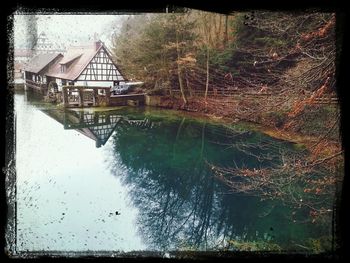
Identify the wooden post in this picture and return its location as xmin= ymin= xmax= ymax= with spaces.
xmin=78 ymin=88 xmax=83 ymax=107
xmin=94 ymin=112 xmax=99 ymax=124
xmin=62 ymin=86 xmax=68 ymax=107
xmin=79 ymin=110 xmax=84 ymax=124
xmin=106 ymin=114 xmax=111 ymax=124
xmin=23 ymin=71 xmax=27 ymax=91
xmin=93 ymin=88 xmax=98 ymax=106
xmin=106 ymin=88 xmax=111 ymax=106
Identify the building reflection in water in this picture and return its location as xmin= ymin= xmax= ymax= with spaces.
xmin=42 ymin=109 xmax=151 ymax=148
xmin=37 ymin=104 xmax=329 ymax=251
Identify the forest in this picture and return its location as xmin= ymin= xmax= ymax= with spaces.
xmin=111 ymin=10 xmax=342 ymax=232
xmin=112 ymin=10 xmax=337 ymax=131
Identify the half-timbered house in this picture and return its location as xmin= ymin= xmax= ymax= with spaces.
xmin=46 ymin=40 xmax=126 ymax=89
xmin=23 ymin=40 xmax=127 ymax=92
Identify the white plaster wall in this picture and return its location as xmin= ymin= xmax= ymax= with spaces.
xmin=74 ymin=80 xmax=114 ymax=87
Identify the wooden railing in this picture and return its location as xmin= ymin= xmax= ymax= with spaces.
xmin=62 ymin=86 xmax=111 ymax=107
xmin=168 ymin=88 xmax=283 ymax=97
xmin=166 ymin=89 xmax=338 ymax=105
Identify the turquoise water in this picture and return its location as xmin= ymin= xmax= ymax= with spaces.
xmin=14 ymin=91 xmax=333 ymax=254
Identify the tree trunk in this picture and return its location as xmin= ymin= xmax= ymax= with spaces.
xmin=213 ymin=15 xmax=218 ymax=47
xmin=177 ymin=66 xmax=187 ymax=105
xmin=218 ymin=15 xmax=223 ymax=48
xmin=168 ymin=77 xmax=173 ymax=97
xmin=176 ymin=28 xmax=188 ymax=105
xmin=185 ymin=71 xmax=193 ymax=98
xmin=204 ymin=47 xmax=210 ymax=101
xmin=224 ymin=15 xmax=228 ymax=48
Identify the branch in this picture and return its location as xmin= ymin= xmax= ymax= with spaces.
xmin=308 ymin=151 xmax=343 ymax=168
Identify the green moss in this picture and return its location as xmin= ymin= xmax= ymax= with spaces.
xmin=293 ymin=143 xmax=307 ymax=151
xmin=99 ymin=101 xmax=108 ymax=107
xmin=305 ymin=236 xmax=332 ymax=253
xmin=227 ymin=240 xmax=282 ymax=252
xmin=56 ymin=103 xmax=65 ymax=109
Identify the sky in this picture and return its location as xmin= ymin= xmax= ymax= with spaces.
xmin=13 ymin=13 xmax=128 ymax=50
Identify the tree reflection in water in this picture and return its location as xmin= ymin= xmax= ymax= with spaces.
xmin=18 ymin=91 xmax=331 ymax=252
xmin=106 ymin=112 xmax=321 ymax=251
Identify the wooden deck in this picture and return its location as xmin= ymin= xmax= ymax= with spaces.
xmin=62 ymin=86 xmax=146 ymax=108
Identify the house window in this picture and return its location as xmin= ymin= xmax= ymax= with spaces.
xmin=60 ymin=65 xmax=66 ymax=73
xmin=62 ymin=79 xmax=67 ymax=86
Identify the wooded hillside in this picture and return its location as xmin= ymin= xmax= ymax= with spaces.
xmin=111 ymin=11 xmax=338 ymax=141
xmin=112 ymin=11 xmax=335 ymax=96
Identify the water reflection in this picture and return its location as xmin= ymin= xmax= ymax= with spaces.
xmin=15 ymin=91 xmax=331 ymax=253
xmin=42 ymin=109 xmax=155 ymax=148
xmin=105 ymin=111 xmax=329 ymax=251
xmin=15 ymin=92 xmax=145 ymax=252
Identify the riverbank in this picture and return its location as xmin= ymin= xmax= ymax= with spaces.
xmin=144 ymin=94 xmax=342 ymax=160
xmin=16 ymin=89 xmax=342 ymax=159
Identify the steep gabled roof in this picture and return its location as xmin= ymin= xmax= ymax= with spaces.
xmin=46 ymin=44 xmax=102 ymax=81
xmin=24 ymin=53 xmax=62 ymax=74
xmin=25 ymin=41 xmax=126 ymax=81
xmin=59 ymin=52 xmax=83 ymax=65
